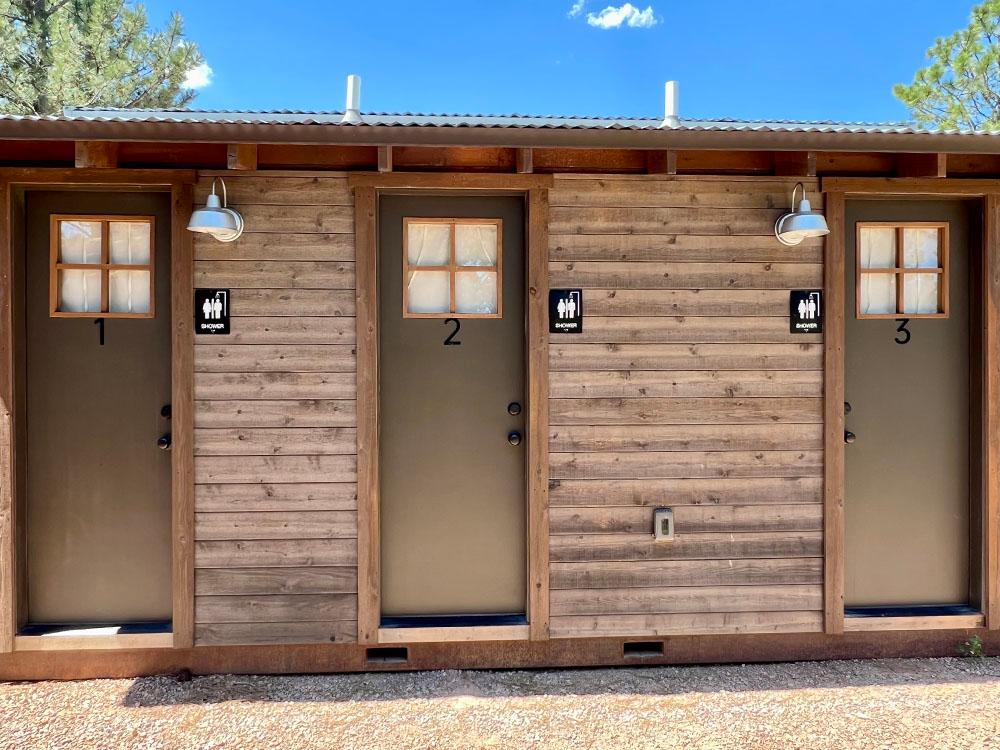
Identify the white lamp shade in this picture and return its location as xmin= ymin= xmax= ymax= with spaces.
xmin=187 ymin=184 xmax=245 ymax=242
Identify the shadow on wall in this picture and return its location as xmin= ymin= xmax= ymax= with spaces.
xmin=123 ymin=657 xmax=1000 ymax=707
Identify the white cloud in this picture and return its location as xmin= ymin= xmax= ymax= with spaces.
xmin=183 ymin=62 xmax=213 ymax=90
xmin=586 ymin=3 xmax=657 ymax=29
xmin=568 ymin=0 xmax=586 ymax=17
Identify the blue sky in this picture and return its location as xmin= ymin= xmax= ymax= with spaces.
xmin=148 ymin=0 xmax=975 ymax=123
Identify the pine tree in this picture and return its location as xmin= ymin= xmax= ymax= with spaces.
xmin=0 ymin=0 xmax=204 ymax=115
xmin=895 ymin=0 xmax=1000 ymax=131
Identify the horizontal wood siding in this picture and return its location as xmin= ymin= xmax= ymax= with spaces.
xmin=193 ymin=174 xmax=357 ymax=646
xmin=548 ymin=176 xmax=824 ymax=639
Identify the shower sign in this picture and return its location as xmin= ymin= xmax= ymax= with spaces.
xmin=790 ymin=290 xmax=823 ymax=334
xmin=195 ymin=289 xmax=230 ymax=335
xmin=549 ymin=289 xmax=583 ymax=334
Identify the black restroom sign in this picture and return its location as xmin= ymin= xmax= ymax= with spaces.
xmin=790 ymin=289 xmax=823 ymax=334
xmin=550 ymin=289 xmax=583 ymax=333
xmin=195 ymin=289 xmax=230 ymax=335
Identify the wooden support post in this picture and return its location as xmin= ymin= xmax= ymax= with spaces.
xmin=516 ymin=148 xmax=534 ymax=174
xmin=74 ymin=142 xmax=118 ymax=169
xmin=226 ymin=144 xmax=258 ymax=171
xmin=377 ymin=146 xmax=393 ymax=173
xmin=824 ymin=191 xmax=846 ymax=635
xmin=773 ymin=151 xmax=817 ymax=177
xmin=646 ymin=150 xmax=677 ymax=175
xmin=355 ymin=185 xmax=380 ymax=644
xmin=985 ymin=194 xmax=1000 ymax=629
xmin=0 ymin=179 xmax=12 ymax=653
xmin=896 ymin=153 xmax=948 ymax=178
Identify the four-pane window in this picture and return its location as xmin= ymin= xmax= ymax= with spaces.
xmin=403 ymin=218 xmax=502 ymax=318
xmin=856 ymin=222 xmax=948 ymax=318
xmin=51 ymin=215 xmax=155 ymax=318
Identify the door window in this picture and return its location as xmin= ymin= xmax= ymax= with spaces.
xmin=403 ymin=218 xmax=502 ymax=317
xmin=51 ymin=215 xmax=155 ymax=317
xmin=856 ymin=222 xmax=948 ymax=318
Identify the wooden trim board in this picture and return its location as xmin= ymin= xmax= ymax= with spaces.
xmin=348 ymin=172 xmax=554 ymax=191
xmin=354 ymin=185 xmax=380 ymax=644
xmin=14 ymin=632 xmax=174 ymax=652
xmin=170 ymin=183 xmax=195 ymax=648
xmin=0 ymin=628 xmax=996 ymax=681
xmin=823 ymin=191 xmax=846 ymax=635
xmin=843 ymin=614 xmax=985 ymax=632
xmin=526 ymin=188 xmax=550 ymax=641
xmin=377 ymin=625 xmax=530 ymax=644
xmin=985 ymin=194 xmax=1000 ymax=629
xmin=0 ymin=178 xmax=12 ymax=653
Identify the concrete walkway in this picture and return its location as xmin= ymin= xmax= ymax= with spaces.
xmin=2 ymin=657 xmax=1000 ymax=749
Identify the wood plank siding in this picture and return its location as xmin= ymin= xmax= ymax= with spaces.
xmin=193 ymin=174 xmax=358 ymax=646
xmin=547 ymin=175 xmax=825 ymax=639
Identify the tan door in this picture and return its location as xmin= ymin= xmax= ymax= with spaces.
xmin=24 ymin=191 xmax=172 ymax=625
xmin=379 ymin=195 xmax=526 ymax=619
xmin=844 ymin=199 xmax=974 ymax=608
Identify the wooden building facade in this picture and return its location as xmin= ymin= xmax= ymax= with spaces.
xmin=2 ymin=101 xmax=1000 ymax=679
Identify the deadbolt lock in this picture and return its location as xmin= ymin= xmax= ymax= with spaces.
xmin=507 ymin=402 xmax=522 ymax=416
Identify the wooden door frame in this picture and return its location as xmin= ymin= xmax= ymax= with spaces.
xmin=0 ymin=168 xmax=196 ymax=652
xmin=821 ymin=177 xmax=1000 ymax=634
xmin=349 ymin=172 xmax=553 ymax=644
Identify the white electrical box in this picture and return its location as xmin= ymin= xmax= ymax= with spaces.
xmin=653 ymin=507 xmax=674 ymax=541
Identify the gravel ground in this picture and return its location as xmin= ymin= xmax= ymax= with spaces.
xmin=2 ymin=657 xmax=1000 ymax=749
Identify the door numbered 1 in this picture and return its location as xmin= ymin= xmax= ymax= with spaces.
xmin=895 ymin=318 xmax=911 ymax=345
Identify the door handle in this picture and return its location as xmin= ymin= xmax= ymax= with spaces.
xmin=158 ymin=432 xmax=172 ymax=450
xmin=844 ymin=431 xmax=856 ymax=444
xmin=507 ymin=431 xmax=522 ymax=447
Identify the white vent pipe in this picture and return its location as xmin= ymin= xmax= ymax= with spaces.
xmin=342 ymin=75 xmax=362 ymax=124
xmin=661 ymin=81 xmax=679 ymax=129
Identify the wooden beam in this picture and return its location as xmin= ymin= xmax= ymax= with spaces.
xmin=0 ymin=168 xmax=195 ymax=185
xmin=527 ymin=188 xmax=550 ymax=641
xmin=646 ymin=150 xmax=678 ymax=175
xmin=823 ymin=191 xmax=846 ymax=635
xmin=377 ymin=146 xmax=393 ymax=173
xmin=170 ymin=183 xmax=195 ymax=649
xmin=354 ymin=185 xmax=380 ymax=644
xmin=821 ymin=177 xmax=995 ymax=196
xmin=226 ymin=144 xmax=258 ymax=171
xmin=74 ymin=141 xmax=118 ymax=169
xmin=773 ymin=151 xmax=817 ymax=177
xmin=0 ymin=178 xmax=12 ymax=653
xmin=896 ymin=153 xmax=948 ymax=178
xmin=348 ymin=172 xmax=553 ymax=190
xmin=985 ymin=193 xmax=1000 ymax=629
xmin=516 ymin=148 xmax=534 ymax=174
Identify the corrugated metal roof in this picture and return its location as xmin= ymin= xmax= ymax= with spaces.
xmin=0 ymin=107 xmax=976 ymax=136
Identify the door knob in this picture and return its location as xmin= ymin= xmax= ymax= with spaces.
xmin=158 ymin=432 xmax=172 ymax=450
xmin=507 ymin=402 xmax=522 ymax=416
xmin=507 ymin=431 xmax=522 ymax=446
xmin=844 ymin=431 xmax=856 ymax=444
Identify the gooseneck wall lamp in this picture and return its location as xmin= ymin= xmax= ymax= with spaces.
xmin=187 ymin=178 xmax=244 ymax=242
xmin=774 ymin=182 xmax=830 ymax=246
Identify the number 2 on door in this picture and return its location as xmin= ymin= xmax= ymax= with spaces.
xmin=443 ymin=318 xmax=462 ymax=346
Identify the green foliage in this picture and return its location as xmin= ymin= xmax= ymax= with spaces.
xmin=958 ymin=635 xmax=985 ymax=658
xmin=894 ymin=0 xmax=1000 ymax=131
xmin=0 ymin=0 xmax=203 ymax=115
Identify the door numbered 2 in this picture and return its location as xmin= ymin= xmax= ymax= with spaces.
xmin=443 ymin=318 xmax=462 ymax=346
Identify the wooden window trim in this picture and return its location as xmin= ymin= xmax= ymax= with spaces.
xmin=49 ymin=214 xmax=156 ymax=319
xmin=401 ymin=217 xmax=503 ymax=319
xmin=855 ymin=221 xmax=950 ymax=319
